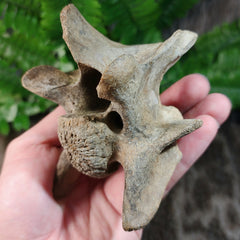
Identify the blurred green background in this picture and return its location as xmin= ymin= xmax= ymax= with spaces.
xmin=0 ymin=0 xmax=240 ymax=135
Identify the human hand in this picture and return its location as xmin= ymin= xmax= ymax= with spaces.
xmin=0 ymin=74 xmax=231 ymax=240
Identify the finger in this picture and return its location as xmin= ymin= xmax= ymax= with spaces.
xmin=25 ymin=106 xmax=66 ymax=146
xmin=2 ymin=106 xmax=65 ymax=191
xmin=165 ymin=114 xmax=219 ymax=194
xmin=160 ymin=74 xmax=210 ymax=113
xmin=103 ymin=167 xmax=125 ymax=215
xmin=184 ymin=93 xmax=232 ymax=124
xmin=165 ymin=92 xmax=231 ymax=194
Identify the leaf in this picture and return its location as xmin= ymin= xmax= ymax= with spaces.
xmin=4 ymin=104 xmax=18 ymax=122
xmin=0 ymin=119 xmax=10 ymax=135
xmin=163 ymin=20 xmax=240 ymax=109
xmin=158 ymin=0 xmax=199 ymax=29
xmin=100 ymin=0 xmax=162 ymax=44
xmin=41 ymin=0 xmax=106 ymax=42
xmin=13 ymin=114 xmax=30 ymax=131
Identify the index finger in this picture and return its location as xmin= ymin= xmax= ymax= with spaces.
xmin=24 ymin=106 xmax=65 ymax=146
xmin=160 ymin=74 xmax=210 ymax=114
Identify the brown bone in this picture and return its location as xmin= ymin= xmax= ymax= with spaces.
xmin=21 ymin=4 xmax=202 ymax=231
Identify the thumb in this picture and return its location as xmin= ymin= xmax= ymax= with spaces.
xmin=1 ymin=107 xmax=65 ymax=191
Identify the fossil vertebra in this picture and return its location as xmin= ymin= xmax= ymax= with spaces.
xmin=21 ymin=4 xmax=202 ymax=231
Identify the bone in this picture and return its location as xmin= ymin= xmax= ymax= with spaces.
xmin=21 ymin=4 xmax=202 ymax=231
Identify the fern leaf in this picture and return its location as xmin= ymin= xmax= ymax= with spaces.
xmin=159 ymin=0 xmax=199 ymax=29
xmin=71 ymin=0 xmax=106 ymax=34
xmin=162 ymin=20 xmax=240 ymax=109
xmin=0 ymin=59 xmax=55 ymax=133
xmin=100 ymin=0 xmax=162 ymax=44
xmin=40 ymin=0 xmax=106 ymax=43
xmin=2 ymin=0 xmax=41 ymax=16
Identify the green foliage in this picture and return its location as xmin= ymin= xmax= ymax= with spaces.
xmin=40 ymin=0 xmax=106 ymax=43
xmin=0 ymin=0 xmax=69 ymax=135
xmin=159 ymin=0 xmax=199 ymax=29
xmin=162 ymin=20 xmax=240 ymax=108
xmin=0 ymin=59 xmax=56 ymax=135
xmin=0 ymin=0 xmax=240 ymax=135
xmin=100 ymin=0 xmax=199 ymax=44
xmin=100 ymin=0 xmax=162 ymax=44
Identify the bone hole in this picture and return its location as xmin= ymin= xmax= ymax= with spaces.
xmin=105 ymin=111 xmax=123 ymax=133
xmin=80 ymin=67 xmax=110 ymax=111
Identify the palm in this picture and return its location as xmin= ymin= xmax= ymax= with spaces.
xmin=0 ymin=74 xmax=231 ymax=240
xmin=0 ymin=139 xmax=140 ymax=239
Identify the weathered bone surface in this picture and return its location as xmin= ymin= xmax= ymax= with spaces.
xmin=21 ymin=4 xmax=202 ymax=231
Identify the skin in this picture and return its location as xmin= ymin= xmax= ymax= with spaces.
xmin=0 ymin=74 xmax=231 ymax=240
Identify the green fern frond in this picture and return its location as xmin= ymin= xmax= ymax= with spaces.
xmin=121 ymin=0 xmax=161 ymax=31
xmin=1 ymin=0 xmax=41 ymax=18
xmin=0 ymin=1 xmax=58 ymax=71
xmin=0 ymin=33 xmax=56 ymax=70
xmin=41 ymin=0 xmax=106 ymax=43
xmin=71 ymin=0 xmax=106 ymax=34
xmin=162 ymin=20 xmax=240 ymax=108
xmin=159 ymin=0 xmax=199 ymax=29
xmin=0 ymin=59 xmax=25 ymax=98
xmin=100 ymin=0 xmax=162 ymax=44
xmin=0 ymin=1 xmax=41 ymax=34
xmin=40 ymin=0 xmax=69 ymax=43
xmin=0 ymin=59 xmax=56 ymax=134
xmin=0 ymin=59 xmax=30 ymax=134
xmin=194 ymin=21 xmax=240 ymax=59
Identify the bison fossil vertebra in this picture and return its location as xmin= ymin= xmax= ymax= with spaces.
xmin=22 ymin=4 xmax=202 ymax=231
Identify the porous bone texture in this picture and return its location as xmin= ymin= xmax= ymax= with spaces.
xmin=21 ymin=4 xmax=202 ymax=231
